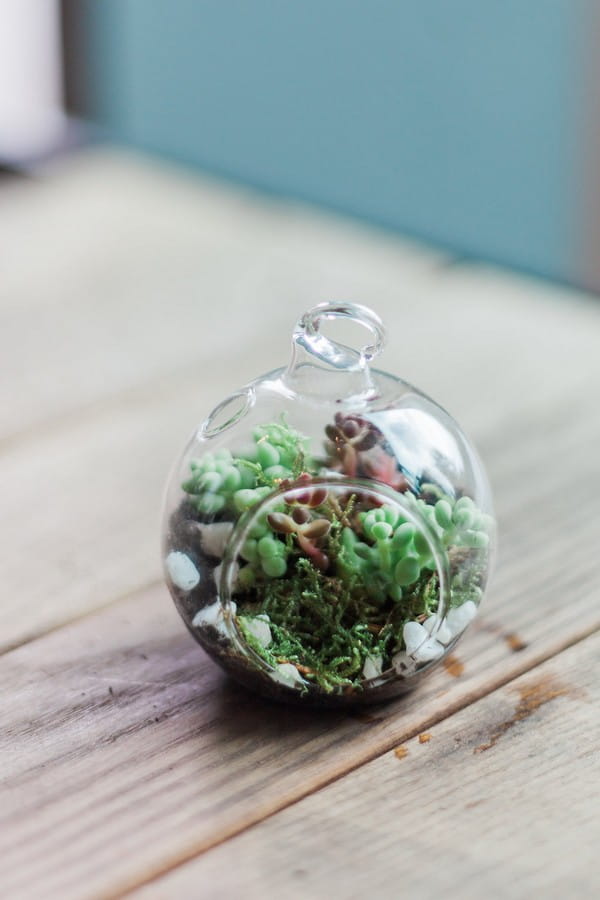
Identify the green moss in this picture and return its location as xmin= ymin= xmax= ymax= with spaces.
xmin=232 ymin=485 xmax=489 ymax=691
xmin=236 ymin=555 xmax=440 ymax=692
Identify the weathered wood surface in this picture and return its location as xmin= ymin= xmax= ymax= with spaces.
xmin=1 ymin=150 xmax=599 ymax=899
xmin=1 ymin=586 xmax=597 ymax=898
xmin=1 ymin=392 xmax=598 ymax=897
xmin=138 ymin=635 xmax=599 ymax=900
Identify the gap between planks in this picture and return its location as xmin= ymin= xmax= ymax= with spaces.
xmin=118 ymin=623 xmax=600 ymax=900
xmin=134 ymin=633 xmax=599 ymax=900
xmin=2 ymin=351 xmax=599 ymax=896
xmin=1 ymin=570 xmax=598 ymax=899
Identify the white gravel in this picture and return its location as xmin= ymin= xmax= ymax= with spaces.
xmin=165 ymin=551 xmax=200 ymax=591
xmin=239 ymin=614 xmax=272 ymax=648
xmin=362 ymin=655 xmax=383 ymax=679
xmin=423 ymin=614 xmax=453 ymax=645
xmin=192 ymin=599 xmax=236 ymax=638
xmin=402 ymin=620 xmax=444 ymax=663
xmin=391 ymin=651 xmax=418 ymax=676
xmin=394 ymin=600 xmax=479 ymax=672
xmin=446 ymin=600 xmax=477 ymax=639
xmin=269 ymin=662 xmax=305 ymax=688
xmin=196 ymin=522 xmax=234 ymax=559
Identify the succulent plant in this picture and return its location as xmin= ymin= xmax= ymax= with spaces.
xmin=324 ymin=413 xmax=378 ymax=476
xmin=324 ymin=412 xmax=408 ymax=490
xmin=268 ymin=507 xmax=331 ymax=573
xmin=182 ymin=420 xmax=309 ymax=515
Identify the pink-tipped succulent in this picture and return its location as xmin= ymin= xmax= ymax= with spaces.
xmin=267 ymin=507 xmax=331 ymax=573
xmin=324 ymin=413 xmax=407 ymax=490
xmin=360 ymin=445 xmax=409 ymax=492
xmin=325 ymin=413 xmax=378 ymax=477
xmin=282 ymin=472 xmax=328 ymax=508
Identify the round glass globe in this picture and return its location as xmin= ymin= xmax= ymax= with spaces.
xmin=162 ymin=302 xmax=495 ymax=706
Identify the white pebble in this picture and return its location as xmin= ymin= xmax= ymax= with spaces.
xmin=403 ymin=620 xmax=444 ymax=663
xmin=192 ymin=600 xmax=236 ymax=638
xmin=362 ymin=655 xmax=383 ymax=680
xmin=165 ymin=551 xmax=200 ymax=591
xmin=413 ymin=637 xmax=445 ymax=663
xmin=196 ymin=522 xmax=234 ymax=559
xmin=423 ymin=614 xmax=453 ymax=646
xmin=403 ymin=621 xmax=429 ymax=655
xmin=392 ymin=652 xmax=418 ymax=676
xmin=239 ymin=614 xmax=272 ymax=648
xmin=446 ymin=600 xmax=478 ymax=639
xmin=269 ymin=663 xmax=305 ymax=688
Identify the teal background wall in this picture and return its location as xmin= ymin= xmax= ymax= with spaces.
xmin=83 ymin=1 xmax=588 ymax=284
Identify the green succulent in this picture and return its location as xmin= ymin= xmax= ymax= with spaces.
xmin=182 ymin=418 xmax=310 ymax=516
xmin=342 ymin=492 xmax=493 ymax=605
xmin=182 ymin=448 xmax=254 ymax=515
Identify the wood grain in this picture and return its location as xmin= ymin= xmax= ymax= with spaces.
xmin=137 ymin=634 xmax=599 ymax=900
xmin=1 ymin=436 xmax=598 ymax=900
xmin=0 ymin=348 xmax=273 ymax=650
xmin=2 ymin=150 xmax=600 ymax=900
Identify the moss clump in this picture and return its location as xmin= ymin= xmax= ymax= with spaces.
xmin=237 ymin=557 xmax=441 ymax=692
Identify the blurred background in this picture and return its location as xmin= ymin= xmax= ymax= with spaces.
xmin=1 ymin=0 xmax=599 ymax=292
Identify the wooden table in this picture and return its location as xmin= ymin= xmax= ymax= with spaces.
xmin=1 ymin=150 xmax=599 ymax=899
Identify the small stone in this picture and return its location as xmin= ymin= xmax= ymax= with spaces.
xmin=413 ymin=637 xmax=444 ymax=663
xmin=362 ymin=655 xmax=383 ymax=680
xmin=192 ymin=600 xmax=236 ymax=638
xmin=423 ymin=614 xmax=453 ymax=646
xmin=269 ymin=663 xmax=305 ymax=688
xmin=165 ymin=551 xmax=200 ymax=591
xmin=446 ymin=600 xmax=478 ymax=639
xmin=403 ymin=621 xmax=428 ymax=655
xmin=240 ymin=614 xmax=272 ymax=648
xmin=196 ymin=522 xmax=233 ymax=559
xmin=391 ymin=651 xmax=417 ymax=676
xmin=403 ymin=621 xmax=444 ymax=663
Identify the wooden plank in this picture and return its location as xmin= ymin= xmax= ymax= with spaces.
xmin=1 ymin=434 xmax=598 ymax=900
xmin=1 ymin=150 xmax=600 ymax=900
xmin=0 ymin=342 xmax=278 ymax=651
xmin=138 ymin=634 xmax=599 ymax=900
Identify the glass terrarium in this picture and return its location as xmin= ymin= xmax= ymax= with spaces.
xmin=162 ymin=302 xmax=495 ymax=706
